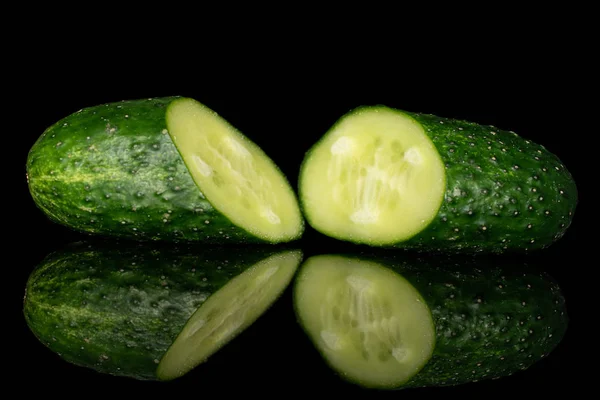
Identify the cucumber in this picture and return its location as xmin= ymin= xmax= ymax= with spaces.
xmin=293 ymin=253 xmax=567 ymax=389
xmin=26 ymin=97 xmax=303 ymax=243
xmin=299 ymin=106 xmax=577 ymax=252
xmin=23 ymin=241 xmax=302 ymax=380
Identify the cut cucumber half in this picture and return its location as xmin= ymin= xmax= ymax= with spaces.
xmin=293 ymin=255 xmax=435 ymax=389
xmin=167 ymin=98 xmax=303 ymax=243
xmin=157 ymin=249 xmax=302 ymax=380
xmin=299 ymin=106 xmax=446 ymax=246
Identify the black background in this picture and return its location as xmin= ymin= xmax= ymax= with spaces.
xmin=13 ymin=35 xmax=588 ymax=397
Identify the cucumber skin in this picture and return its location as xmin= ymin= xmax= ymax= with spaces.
xmin=23 ymin=241 xmax=278 ymax=380
xmin=303 ymin=253 xmax=568 ymax=389
xmin=404 ymin=111 xmax=577 ymax=252
xmin=301 ymin=107 xmax=578 ymax=253
xmin=26 ymin=97 xmax=260 ymax=243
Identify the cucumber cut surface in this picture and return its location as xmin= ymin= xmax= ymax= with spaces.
xmin=293 ymin=255 xmax=435 ymax=389
xmin=299 ymin=107 xmax=445 ymax=245
xmin=157 ymin=249 xmax=302 ymax=380
xmin=167 ymin=98 xmax=303 ymax=242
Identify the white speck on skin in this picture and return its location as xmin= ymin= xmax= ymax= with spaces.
xmin=404 ymin=147 xmax=422 ymax=164
xmin=162 ymin=129 xmax=168 ymax=135
xmin=351 ymin=209 xmax=378 ymax=224
xmin=321 ymin=331 xmax=342 ymax=350
xmin=261 ymin=207 xmax=281 ymax=224
xmin=392 ymin=348 xmax=408 ymax=362
xmin=346 ymin=275 xmax=371 ymax=291
xmin=193 ymin=155 xmax=213 ymax=177
xmin=331 ymin=136 xmax=353 ymax=155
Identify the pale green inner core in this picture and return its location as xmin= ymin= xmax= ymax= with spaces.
xmin=157 ymin=250 xmax=302 ymax=380
xmin=301 ymin=107 xmax=445 ymax=244
xmin=167 ymin=98 xmax=302 ymax=241
xmin=294 ymin=255 xmax=435 ymax=388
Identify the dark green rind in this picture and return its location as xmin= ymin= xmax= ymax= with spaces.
xmin=403 ymin=111 xmax=577 ymax=252
xmin=300 ymin=107 xmax=577 ymax=253
xmin=294 ymin=253 xmax=568 ymax=389
xmin=23 ymin=241 xmax=287 ymax=380
xmin=26 ymin=97 xmax=283 ymax=243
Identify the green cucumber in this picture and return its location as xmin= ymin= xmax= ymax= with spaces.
xmin=23 ymin=241 xmax=302 ymax=380
xmin=299 ymin=106 xmax=577 ymax=252
xmin=293 ymin=253 xmax=567 ymax=389
xmin=26 ymin=97 xmax=303 ymax=243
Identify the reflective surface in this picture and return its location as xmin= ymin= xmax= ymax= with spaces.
xmin=20 ymin=236 xmax=578 ymax=396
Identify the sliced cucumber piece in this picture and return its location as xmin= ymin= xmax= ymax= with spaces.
xmin=167 ymin=98 xmax=303 ymax=243
xmin=299 ymin=106 xmax=445 ymax=245
xmin=157 ymin=249 xmax=302 ymax=380
xmin=293 ymin=255 xmax=435 ymax=389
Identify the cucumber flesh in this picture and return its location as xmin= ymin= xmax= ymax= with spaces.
xmin=157 ymin=250 xmax=302 ymax=380
xmin=293 ymin=255 xmax=435 ymax=389
xmin=299 ymin=107 xmax=445 ymax=245
xmin=167 ymin=98 xmax=303 ymax=242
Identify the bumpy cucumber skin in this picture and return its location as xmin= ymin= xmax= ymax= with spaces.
xmin=305 ymin=253 xmax=568 ymax=389
xmin=300 ymin=107 xmax=577 ymax=253
xmin=23 ymin=241 xmax=278 ymax=380
xmin=26 ymin=97 xmax=289 ymax=243
xmin=403 ymin=111 xmax=577 ymax=252
xmin=399 ymin=256 xmax=566 ymax=388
